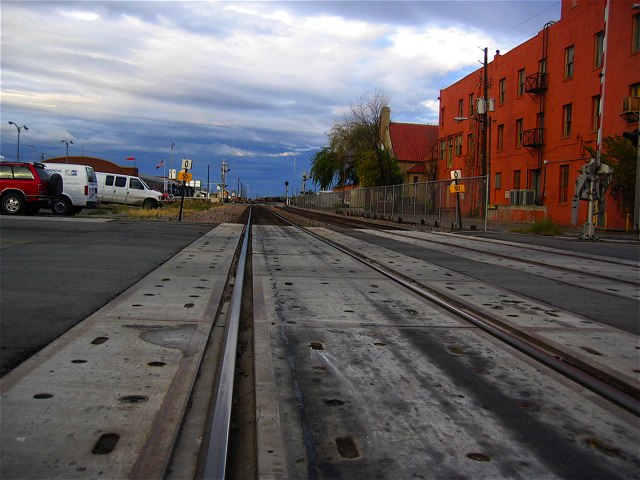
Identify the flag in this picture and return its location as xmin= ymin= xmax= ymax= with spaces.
xmin=126 ymin=157 xmax=135 ymax=161
xmin=155 ymin=160 xmax=164 ymax=169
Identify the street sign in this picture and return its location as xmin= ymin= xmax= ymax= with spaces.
xmin=177 ymin=171 xmax=193 ymax=182
xmin=450 ymin=170 xmax=462 ymax=180
xmin=449 ymin=183 xmax=466 ymax=194
xmin=169 ymin=169 xmax=177 ymax=180
xmin=181 ymin=159 xmax=193 ymax=170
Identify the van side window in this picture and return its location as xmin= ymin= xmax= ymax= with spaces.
xmin=130 ymin=178 xmax=144 ymax=190
xmin=115 ymin=176 xmax=127 ymax=188
xmin=105 ymin=175 xmax=114 ymax=186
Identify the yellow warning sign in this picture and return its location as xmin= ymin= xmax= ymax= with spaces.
xmin=177 ymin=171 xmax=193 ymax=182
xmin=449 ymin=183 xmax=465 ymax=194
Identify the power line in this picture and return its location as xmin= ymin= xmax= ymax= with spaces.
xmin=494 ymin=1 xmax=560 ymax=45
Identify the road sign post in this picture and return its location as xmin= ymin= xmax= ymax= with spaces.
xmin=450 ymin=170 xmax=463 ymax=229
xmin=178 ymin=159 xmax=194 ymax=222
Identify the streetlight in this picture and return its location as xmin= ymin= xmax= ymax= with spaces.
xmin=61 ymin=139 xmax=73 ymax=163
xmin=8 ymin=121 xmax=28 ymax=162
xmin=170 ymin=142 xmax=175 ymax=178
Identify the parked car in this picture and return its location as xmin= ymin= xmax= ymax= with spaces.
xmin=95 ymin=172 xmax=163 ymax=208
xmin=44 ymin=163 xmax=99 ymax=215
xmin=0 ymin=162 xmax=63 ymax=215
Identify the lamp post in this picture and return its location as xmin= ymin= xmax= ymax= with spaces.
xmin=61 ymin=139 xmax=73 ymax=163
xmin=8 ymin=122 xmax=28 ymax=162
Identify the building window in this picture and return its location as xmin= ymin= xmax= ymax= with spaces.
xmin=633 ymin=14 xmax=640 ymax=54
xmin=563 ymin=104 xmax=573 ymax=137
xmin=565 ymin=45 xmax=575 ymax=79
xmin=632 ymin=83 xmax=640 ymax=97
xmin=454 ymin=134 xmax=463 ymax=156
xmin=594 ymin=31 xmax=604 ymax=68
xmin=497 ymin=124 xmax=504 ymax=151
xmin=495 ymin=172 xmax=502 ymax=190
xmin=468 ymin=93 xmax=474 ymax=116
xmin=413 ymin=176 xmax=419 ymax=183
xmin=447 ymin=137 xmax=454 ymax=168
xmin=517 ymin=69 xmax=525 ymax=96
xmin=513 ymin=170 xmax=521 ymax=190
xmin=439 ymin=140 xmax=446 ymax=160
xmin=440 ymin=108 xmax=445 ymax=127
xmin=499 ymin=78 xmax=506 ymax=104
xmin=515 ymin=119 xmax=524 ymax=147
xmin=458 ymin=99 xmax=464 ymax=117
xmin=592 ymin=96 xmax=601 ymax=132
xmin=538 ymin=58 xmax=547 ymax=74
xmin=559 ymin=165 xmax=569 ymax=203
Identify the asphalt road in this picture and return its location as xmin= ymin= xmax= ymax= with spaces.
xmin=0 ymin=216 xmax=213 ymax=376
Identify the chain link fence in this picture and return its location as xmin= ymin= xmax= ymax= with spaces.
xmin=294 ymin=176 xmax=489 ymax=231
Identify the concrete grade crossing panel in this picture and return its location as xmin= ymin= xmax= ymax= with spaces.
xmin=0 ymin=223 xmax=244 ymax=479
xmin=313 ymin=228 xmax=640 ymax=384
xmin=252 ymin=225 xmax=639 ymax=479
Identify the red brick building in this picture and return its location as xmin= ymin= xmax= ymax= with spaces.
xmin=438 ymin=0 xmax=639 ymax=228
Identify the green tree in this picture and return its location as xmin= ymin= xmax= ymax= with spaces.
xmin=309 ymin=147 xmax=340 ymax=190
xmin=601 ymin=135 xmax=637 ymax=215
xmin=310 ymin=88 xmax=403 ymax=189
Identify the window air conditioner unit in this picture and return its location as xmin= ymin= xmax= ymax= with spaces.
xmin=509 ymin=190 xmax=519 ymax=205
xmin=523 ymin=189 xmax=536 ymax=205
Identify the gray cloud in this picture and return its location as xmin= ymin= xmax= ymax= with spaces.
xmin=1 ymin=0 xmax=560 ymax=196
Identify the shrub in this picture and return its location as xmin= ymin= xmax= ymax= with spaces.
xmin=512 ymin=218 xmax=563 ymax=236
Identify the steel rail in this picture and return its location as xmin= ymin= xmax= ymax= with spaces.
xmin=197 ymin=206 xmax=252 ymax=480
xmin=265 ymin=206 xmax=640 ymax=416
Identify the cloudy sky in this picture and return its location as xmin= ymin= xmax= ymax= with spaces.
xmin=1 ymin=0 xmax=560 ymax=197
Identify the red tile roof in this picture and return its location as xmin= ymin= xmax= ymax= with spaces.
xmin=406 ymin=163 xmax=427 ymax=174
xmin=388 ymin=123 xmax=438 ymax=162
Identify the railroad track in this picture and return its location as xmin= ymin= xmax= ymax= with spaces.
xmin=253 ymin=205 xmax=639 ymax=414
xmin=249 ymin=204 xmax=638 ymax=478
xmin=2 ymin=205 xmax=637 ymax=478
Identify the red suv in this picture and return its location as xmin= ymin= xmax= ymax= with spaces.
xmin=0 ymin=162 xmax=63 ymax=215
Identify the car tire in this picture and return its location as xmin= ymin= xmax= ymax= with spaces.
xmin=1 ymin=192 xmax=26 ymax=215
xmin=142 ymin=198 xmax=157 ymax=209
xmin=51 ymin=197 xmax=73 ymax=215
xmin=47 ymin=173 xmax=63 ymax=196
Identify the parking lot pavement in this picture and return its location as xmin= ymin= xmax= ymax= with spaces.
xmin=0 ymin=217 xmax=213 ymax=375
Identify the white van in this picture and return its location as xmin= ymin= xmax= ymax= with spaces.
xmin=96 ymin=172 xmax=163 ymax=208
xmin=44 ymin=163 xmax=99 ymax=215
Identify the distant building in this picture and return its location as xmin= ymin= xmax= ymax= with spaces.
xmin=438 ymin=0 xmax=639 ymax=228
xmin=44 ymin=156 xmax=138 ymax=177
xmin=379 ymin=106 xmax=439 ymax=184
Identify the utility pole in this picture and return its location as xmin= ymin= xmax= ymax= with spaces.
xmin=221 ymin=160 xmax=229 ymax=202
xmin=482 ymin=47 xmax=489 ymax=178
